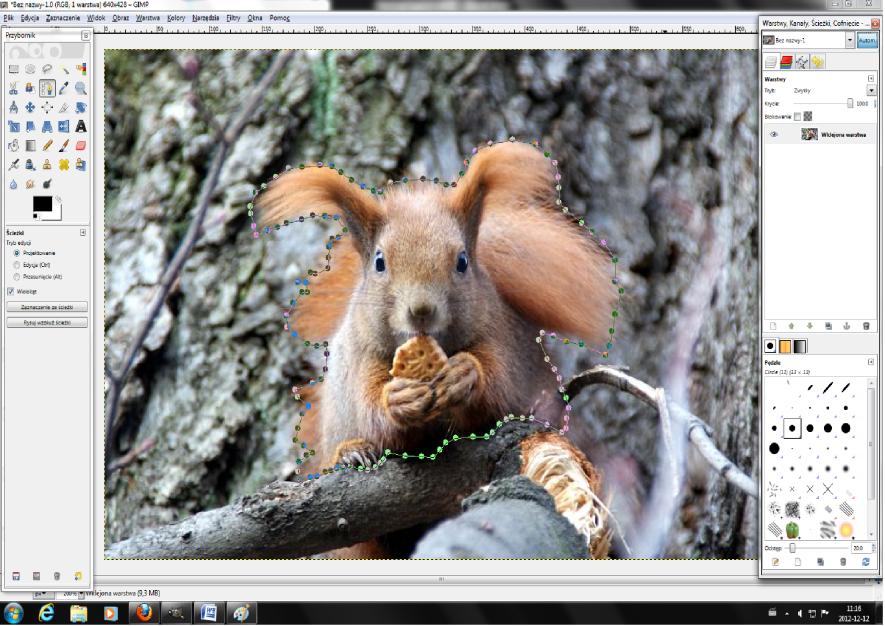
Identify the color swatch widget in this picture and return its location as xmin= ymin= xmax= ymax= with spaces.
xmin=32 ymin=195 xmax=61 ymax=221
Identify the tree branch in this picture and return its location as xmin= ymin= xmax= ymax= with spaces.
xmin=412 ymin=476 xmax=588 ymax=558
xmin=566 ymin=365 xmax=757 ymax=498
xmin=104 ymin=51 xmax=294 ymax=471
xmin=105 ymin=420 xmax=540 ymax=559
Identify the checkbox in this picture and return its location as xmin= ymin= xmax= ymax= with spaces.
xmin=7 ymin=287 xmax=15 ymax=296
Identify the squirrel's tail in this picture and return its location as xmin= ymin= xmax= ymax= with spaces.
xmin=479 ymin=202 xmax=615 ymax=345
xmin=289 ymin=244 xmax=360 ymax=340
xmin=257 ymin=168 xmax=365 ymax=340
xmin=463 ymin=142 xmax=618 ymax=346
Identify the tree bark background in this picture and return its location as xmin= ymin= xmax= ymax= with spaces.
xmin=103 ymin=50 xmax=758 ymax=557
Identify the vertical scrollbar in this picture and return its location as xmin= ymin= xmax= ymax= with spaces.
xmin=869 ymin=384 xmax=876 ymax=501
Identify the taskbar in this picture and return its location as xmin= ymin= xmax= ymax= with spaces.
xmin=0 ymin=601 xmax=881 ymax=624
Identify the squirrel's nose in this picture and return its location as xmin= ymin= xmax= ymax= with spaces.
xmin=408 ymin=302 xmax=437 ymax=324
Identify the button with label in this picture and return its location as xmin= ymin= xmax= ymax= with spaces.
xmin=6 ymin=317 xmax=87 ymax=328
xmin=857 ymin=31 xmax=879 ymax=48
xmin=6 ymin=301 xmax=87 ymax=312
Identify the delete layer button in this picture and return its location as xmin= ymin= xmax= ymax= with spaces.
xmin=6 ymin=317 xmax=88 ymax=328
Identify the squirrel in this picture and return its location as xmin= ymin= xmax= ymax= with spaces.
xmin=258 ymin=141 xmax=615 ymax=525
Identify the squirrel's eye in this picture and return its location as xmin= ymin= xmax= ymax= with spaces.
xmin=374 ymin=250 xmax=386 ymax=273
xmin=456 ymin=250 xmax=469 ymax=274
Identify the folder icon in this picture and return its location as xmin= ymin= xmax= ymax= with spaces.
xmin=71 ymin=605 xmax=88 ymax=622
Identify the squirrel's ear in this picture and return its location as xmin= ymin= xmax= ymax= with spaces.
xmin=258 ymin=167 xmax=384 ymax=260
xmin=450 ymin=142 xmax=555 ymax=252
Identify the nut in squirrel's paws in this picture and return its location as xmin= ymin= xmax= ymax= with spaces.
xmin=389 ymin=335 xmax=447 ymax=381
xmin=384 ymin=336 xmax=484 ymax=428
xmin=384 ymin=335 xmax=447 ymax=428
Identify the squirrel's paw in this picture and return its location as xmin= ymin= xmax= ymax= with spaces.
xmin=383 ymin=353 xmax=484 ymax=428
xmin=434 ymin=352 xmax=484 ymax=408
xmin=382 ymin=377 xmax=435 ymax=428
xmin=333 ymin=438 xmax=380 ymax=469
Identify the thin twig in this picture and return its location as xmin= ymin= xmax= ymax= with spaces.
xmin=104 ymin=51 xmax=294 ymax=471
xmin=107 ymin=438 xmax=156 ymax=474
xmin=223 ymin=52 xmax=293 ymax=144
xmin=452 ymin=51 xmax=488 ymax=86
xmin=187 ymin=68 xmax=224 ymax=141
xmin=565 ymin=365 xmax=756 ymax=498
